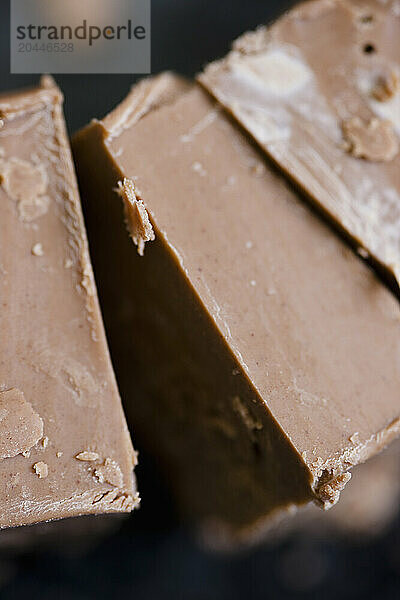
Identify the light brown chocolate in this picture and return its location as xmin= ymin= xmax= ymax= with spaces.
xmin=73 ymin=73 xmax=400 ymax=541
xmin=199 ymin=0 xmax=400 ymax=287
xmin=0 ymin=77 xmax=138 ymax=528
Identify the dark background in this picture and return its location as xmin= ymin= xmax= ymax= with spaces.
xmin=1 ymin=1 xmax=400 ymax=599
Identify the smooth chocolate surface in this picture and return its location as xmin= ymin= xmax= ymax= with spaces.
xmin=200 ymin=0 xmax=400 ymax=287
xmin=0 ymin=77 xmax=138 ymax=528
xmin=73 ymin=73 xmax=400 ymax=541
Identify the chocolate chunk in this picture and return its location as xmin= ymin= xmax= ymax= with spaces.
xmin=0 ymin=77 xmax=138 ymax=528
xmin=73 ymin=73 xmax=400 ymax=541
xmin=200 ymin=0 xmax=400 ymax=286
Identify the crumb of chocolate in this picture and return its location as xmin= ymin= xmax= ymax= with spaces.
xmin=56 ymin=451 xmax=63 ymax=458
xmin=94 ymin=458 xmax=124 ymax=487
xmin=33 ymin=461 xmax=48 ymax=479
xmin=31 ymin=243 xmax=44 ymax=257
xmin=342 ymin=117 xmax=399 ymax=162
xmin=318 ymin=472 xmax=352 ymax=508
xmin=21 ymin=450 xmax=30 ymax=458
xmin=117 ymin=178 xmax=155 ymax=256
xmin=371 ymin=71 xmax=399 ymax=102
xmin=41 ymin=436 xmax=49 ymax=449
xmin=80 ymin=263 xmax=95 ymax=298
xmin=76 ymin=451 xmax=100 ymax=462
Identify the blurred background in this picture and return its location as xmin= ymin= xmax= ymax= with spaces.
xmin=1 ymin=0 xmax=400 ymax=598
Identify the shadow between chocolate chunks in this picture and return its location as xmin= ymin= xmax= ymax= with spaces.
xmin=72 ymin=71 xmax=400 ymax=545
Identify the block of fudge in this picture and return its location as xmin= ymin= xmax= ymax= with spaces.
xmin=200 ymin=0 xmax=400 ymax=288
xmin=0 ymin=77 xmax=138 ymax=528
xmin=73 ymin=72 xmax=400 ymax=542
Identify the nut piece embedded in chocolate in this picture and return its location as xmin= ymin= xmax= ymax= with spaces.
xmin=371 ymin=70 xmax=399 ymax=102
xmin=342 ymin=117 xmax=399 ymax=162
